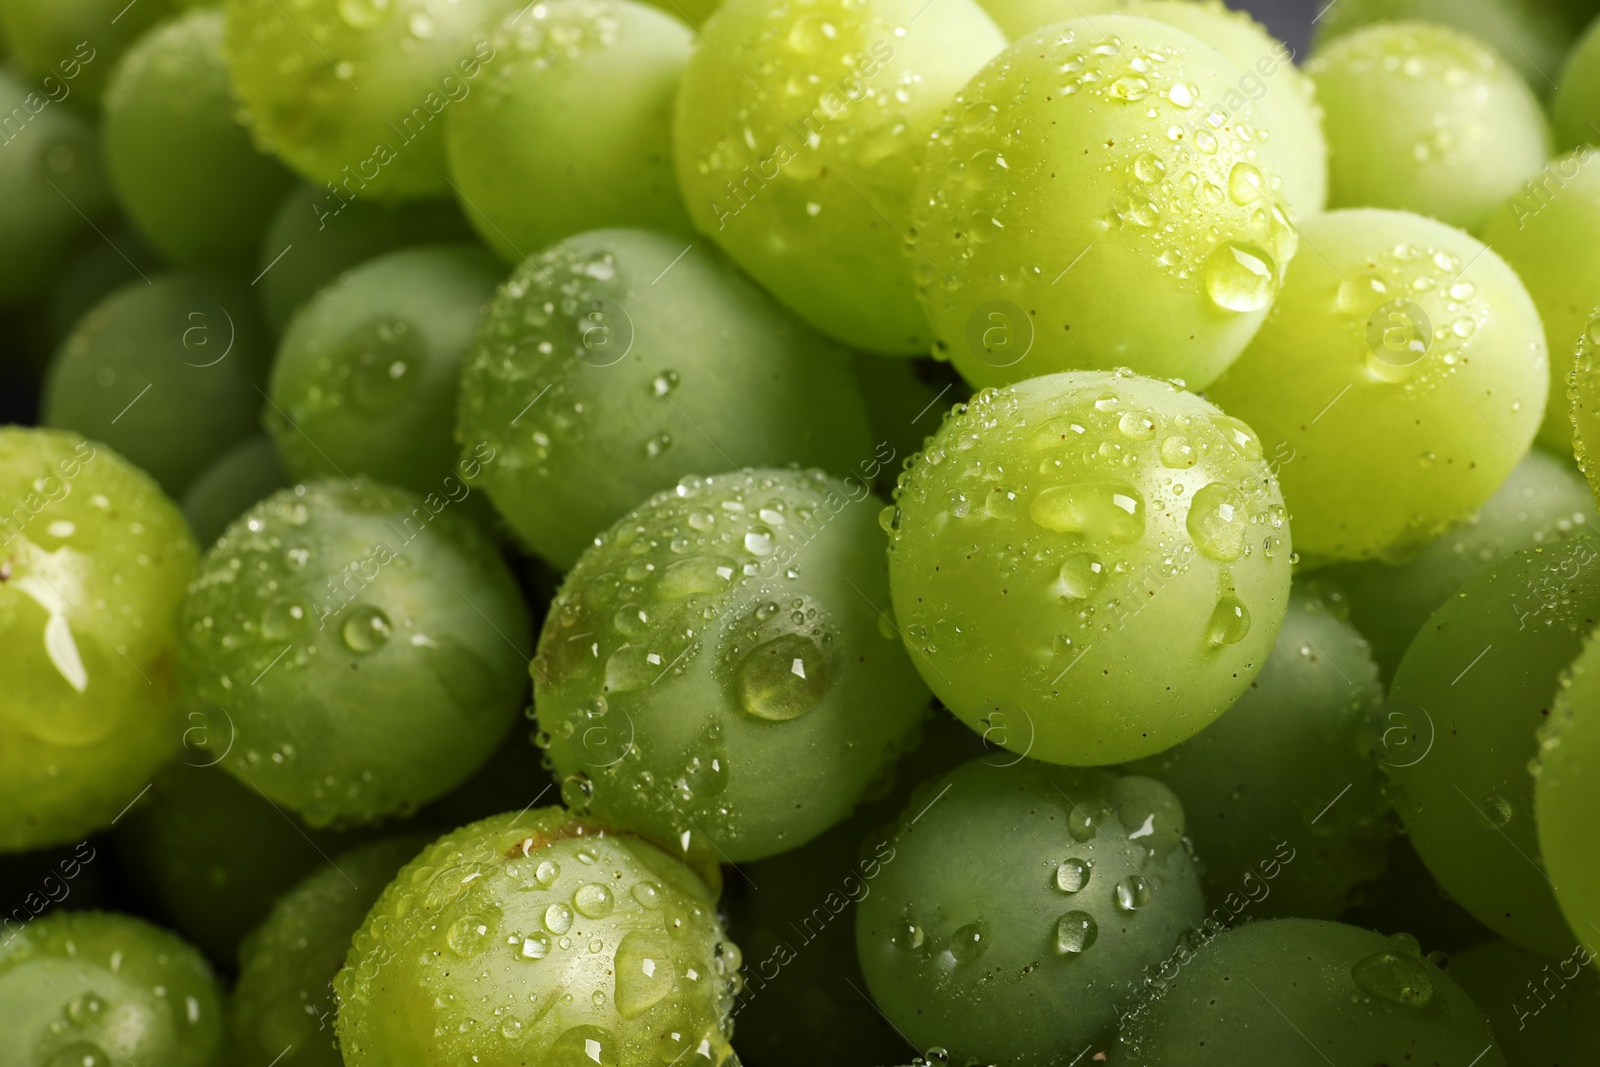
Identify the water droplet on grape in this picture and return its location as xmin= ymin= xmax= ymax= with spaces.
xmin=342 ymin=605 xmax=391 ymax=654
xmin=1030 ymin=483 xmax=1145 ymax=543
xmin=1204 ymin=242 xmax=1278 ymax=312
xmin=1056 ymin=857 xmax=1092 ymax=893
xmin=1057 ymin=552 xmax=1107 ymax=600
xmin=574 ymin=883 xmax=615 ymax=919
xmin=735 ymin=634 xmax=830 ymax=721
xmin=1206 ymin=596 xmax=1251 ymax=647
xmin=1160 ymin=436 xmax=1198 ymax=469
xmin=1351 ymin=944 xmax=1435 ymax=1008
xmin=1055 ymin=911 xmax=1098 ymax=955
xmin=1187 ymin=482 xmax=1247 ymax=561
xmin=891 ymin=921 xmax=926 ymax=950
xmin=1114 ymin=874 xmax=1152 ymax=911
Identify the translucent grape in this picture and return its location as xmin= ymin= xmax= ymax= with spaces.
xmin=180 ymin=435 xmax=288 ymax=549
xmin=673 ymin=0 xmax=1006 ymax=353
xmin=1536 ymin=628 xmax=1600 ymax=960
xmin=1207 ymin=208 xmax=1546 ymax=564
xmin=0 ymin=428 xmax=197 ymax=853
xmin=535 ymin=468 xmax=931 ymax=863
xmin=0 ymin=0 xmax=180 ymax=109
xmin=1448 ymin=939 xmax=1600 ymax=1064
xmin=887 ymin=370 xmax=1291 ymax=766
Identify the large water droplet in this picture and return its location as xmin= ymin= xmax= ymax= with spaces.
xmin=891 ymin=922 xmax=926 ymax=950
xmin=1030 ymin=483 xmax=1145 ymax=543
xmin=574 ymin=884 xmax=615 ymax=919
xmin=735 ymin=634 xmax=830 ymax=721
xmin=1187 ymin=483 xmax=1247 ymax=562
xmin=613 ymin=931 xmax=676 ymax=1019
xmin=44 ymin=1042 xmax=112 ymax=1067
xmin=548 ymin=1025 xmax=621 ymax=1067
xmin=948 ymin=922 xmax=989 ymax=963
xmin=342 ymin=605 xmax=391 ymax=654
xmin=260 ymin=598 xmax=308 ymax=641
xmin=1114 ymin=875 xmax=1152 ymax=911
xmin=544 ymin=903 xmax=574 ymax=935
xmin=1057 ymin=552 xmax=1107 ymax=600
xmin=1159 ymin=436 xmax=1197 ymax=469
xmin=1227 ymin=162 xmax=1264 ymax=205
xmin=1351 ymin=943 xmax=1434 ymax=1008
xmin=1055 ymin=911 xmax=1099 ymax=955
xmin=1056 ymin=857 xmax=1092 ymax=893
xmin=1206 ymin=596 xmax=1251 ymax=647
xmin=603 ymin=644 xmax=660 ymax=693
xmin=656 ymin=556 xmax=735 ymax=599
xmin=446 ymin=914 xmax=495 ymax=957
xmin=1205 ymin=242 xmax=1278 ymax=312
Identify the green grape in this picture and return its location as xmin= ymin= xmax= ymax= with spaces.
xmin=180 ymin=435 xmax=287 ymax=548
xmin=972 ymin=0 xmax=1327 ymax=217
xmin=1207 ymin=209 xmax=1546 ymax=565
xmin=335 ymin=809 xmax=741 ymax=1066
xmin=457 ymin=228 xmax=876 ymax=569
xmin=912 ymin=14 xmax=1301 ymax=390
xmin=850 ymin=354 xmax=969 ymax=495
xmin=1555 ymin=16 xmax=1600 ymax=149
xmin=1449 ymin=938 xmax=1600 ymax=1063
xmin=1385 ymin=535 xmax=1600 ymax=958
xmin=1479 ymin=147 xmax=1600 ymax=451
xmin=887 ymin=370 xmax=1291 ymax=766
xmin=1319 ymin=448 xmax=1596 ymax=684
xmin=443 ymin=0 xmax=693 ymax=264
xmin=102 ymin=9 xmax=293 ymax=268
xmin=178 ymin=479 xmax=531 ymax=826
xmin=1341 ymin=836 xmax=1497 ymax=955
xmin=1570 ymin=303 xmax=1600 ymax=497
xmin=415 ymin=720 xmax=551 ymax=832
xmin=856 ymin=758 xmax=1203 ymax=1063
xmin=0 ymin=69 xmax=112 ymax=304
xmin=114 ymin=762 xmax=355 ymax=966
xmin=0 ymin=428 xmax=197 ymax=853
xmin=1536 ymin=629 xmax=1600 ymax=959
xmin=1307 ymin=22 xmax=1550 ymax=232
xmin=536 ymin=467 xmax=931 ymax=863
xmin=641 ymin=0 xmax=718 ymax=22
xmin=1109 ymin=919 xmax=1504 ymax=1066
xmin=223 ymin=0 xmax=524 ymax=199
xmin=231 ymin=836 xmax=424 ymax=1067
xmin=673 ymin=0 xmax=1005 ymax=354
xmin=0 ymin=0 xmax=179 ymax=109
xmin=255 ymin=182 xmax=474 ymax=333
xmin=0 ymin=910 xmax=225 ymax=1066
xmin=47 ymin=223 xmax=161 ymax=340
xmin=267 ymin=244 xmax=502 ymax=499
xmin=1126 ymin=584 xmax=1390 ymax=920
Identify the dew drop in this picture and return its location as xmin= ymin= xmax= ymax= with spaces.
xmin=735 ymin=634 xmax=831 ymax=721
xmin=1351 ymin=944 xmax=1435 ymax=1008
xmin=613 ymin=931 xmax=676 ymax=1019
xmin=1482 ymin=795 xmax=1513 ymax=827
xmin=1227 ymin=162 xmax=1264 ymax=205
xmin=891 ymin=922 xmax=926 ymax=950
xmin=446 ymin=915 xmax=494 ymax=957
xmin=1055 ymin=911 xmax=1098 ymax=955
xmin=656 ymin=556 xmax=735 ymax=599
xmin=1056 ymin=857 xmax=1092 ymax=893
xmin=1030 ymin=483 xmax=1145 ymax=543
xmin=948 ymin=922 xmax=989 ymax=963
xmin=1206 ymin=596 xmax=1251 ymax=647
xmin=544 ymin=903 xmax=574 ymax=935
xmin=1114 ymin=875 xmax=1152 ymax=911
xmin=1159 ymin=436 xmax=1197 ymax=469
xmin=1186 ymin=482 xmax=1247 ymax=561
xmin=1204 ymin=242 xmax=1278 ymax=313
xmin=342 ymin=605 xmax=391 ymax=654
xmin=1057 ymin=552 xmax=1107 ymax=600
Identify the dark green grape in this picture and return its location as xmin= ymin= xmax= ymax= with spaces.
xmin=0 ymin=428 xmax=197 ymax=853
xmin=231 ymin=836 xmax=424 ymax=1067
xmin=0 ymin=69 xmax=112 ymax=304
xmin=457 ymin=228 xmax=875 ymax=569
xmin=535 ymin=467 xmax=930 ymax=863
xmin=178 ymin=479 xmax=531 ymax=826
xmin=334 ymin=809 xmax=741 ymax=1066
xmin=179 ymin=435 xmax=287 ymax=549
xmin=1340 ymin=835 xmax=1497 ymax=958
xmin=255 ymin=183 xmax=474 ymax=334
xmin=0 ymin=910 xmax=226 ymax=1067
xmin=1448 ymin=938 xmax=1600 ymax=1064
xmin=0 ymin=840 xmax=113 ymax=932
xmin=0 ymin=0 xmax=180 ymax=109
xmin=47 ymin=223 xmax=161 ymax=340
xmin=102 ymin=8 xmax=293 ymax=267
xmin=1110 ymin=919 xmax=1504 ymax=1066
xmin=1385 ymin=535 xmax=1600 ymax=958
xmin=42 ymin=274 xmax=271 ymax=496
xmin=1127 ymin=584 xmax=1391 ymax=920
xmin=1536 ymin=628 xmax=1600 ymax=960
xmin=267 ymin=244 xmax=502 ymax=498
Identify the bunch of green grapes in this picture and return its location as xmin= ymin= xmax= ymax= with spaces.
xmin=0 ymin=69 xmax=112 ymax=304
xmin=1479 ymin=147 xmax=1600 ymax=451
xmin=0 ymin=0 xmax=180 ymax=109
xmin=0 ymin=910 xmax=225 ymax=1067
xmin=456 ymin=228 xmax=875 ymax=569
xmin=1450 ymin=939 xmax=1600 ymax=1066
xmin=913 ymin=14 xmax=1301 ymax=389
xmin=1385 ymin=535 xmax=1600 ymax=958
xmin=1307 ymin=22 xmax=1550 ymax=232
xmin=178 ymin=479 xmax=531 ymax=826
xmin=231 ymin=837 xmax=424 ymax=1067
xmin=1320 ymin=448 xmax=1596 ymax=683
xmin=887 ymin=370 xmax=1291 ymax=766
xmin=1208 ymin=209 xmax=1546 ymax=565
xmin=180 ymin=436 xmax=287 ymax=548
xmin=103 ymin=8 xmax=294 ymax=268
xmin=0 ymin=428 xmax=197 ymax=853
xmin=267 ymin=244 xmax=502 ymax=498
xmin=1126 ymin=584 xmax=1390 ymax=920
xmin=857 ymin=758 xmax=1203 ymax=1064
xmin=1110 ymin=920 xmax=1503 ymax=1065
xmin=335 ymin=809 xmax=742 ymax=1066
xmin=673 ymin=0 xmax=1005 ymax=354
xmin=255 ymin=183 xmax=474 ymax=332
xmin=1536 ymin=629 xmax=1600 ymax=958
xmin=444 ymin=0 xmax=692 ymax=263
xmin=535 ymin=467 xmax=931 ymax=863
xmin=223 ymin=0 xmax=525 ymax=198
xmin=42 ymin=275 xmax=272 ymax=497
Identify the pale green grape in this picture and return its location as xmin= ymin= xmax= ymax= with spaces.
xmin=178 ymin=480 xmax=531 ymax=826
xmin=856 ymin=758 xmax=1203 ymax=1064
xmin=535 ymin=468 xmax=931 ymax=863
xmin=1536 ymin=629 xmax=1600 ymax=960
xmin=267 ymin=244 xmax=502 ymax=497
xmin=1570 ymin=303 xmax=1600 ymax=498
xmin=1110 ymin=919 xmax=1504 ymax=1066
xmin=0 ymin=910 xmax=225 ymax=1066
xmin=180 ymin=435 xmax=286 ymax=548
xmin=886 ymin=370 xmax=1291 ymax=766
xmin=1554 ymin=15 xmax=1600 ymax=148
xmin=1450 ymin=939 xmax=1600 ymax=1065
xmin=1307 ymin=22 xmax=1550 ymax=232
xmin=103 ymin=8 xmax=293 ymax=267
xmin=0 ymin=428 xmax=197 ymax=853
xmin=0 ymin=0 xmax=180 ymax=109
xmin=223 ymin=0 xmax=525 ymax=198
xmin=456 ymin=228 xmax=875 ymax=569
xmin=1207 ymin=209 xmax=1546 ymax=565
xmin=1479 ymin=147 xmax=1600 ymax=451
xmin=42 ymin=274 xmax=272 ymax=496
xmin=1319 ymin=448 xmax=1596 ymax=684
xmin=334 ymin=809 xmax=741 ymax=1066
xmin=913 ymin=14 xmax=1300 ymax=389
xmin=443 ymin=0 xmax=692 ymax=263
xmin=1126 ymin=584 xmax=1390 ymax=920
xmin=1385 ymin=535 xmax=1600 ymax=958
xmin=673 ymin=0 xmax=1005 ymax=353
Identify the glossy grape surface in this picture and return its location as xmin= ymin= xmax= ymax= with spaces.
xmin=887 ymin=370 xmax=1290 ymax=766
xmin=1536 ymin=630 xmax=1600 ymax=960
xmin=1449 ymin=938 xmax=1600 ymax=1064
xmin=0 ymin=428 xmax=197 ymax=853
xmin=535 ymin=468 xmax=931 ymax=863
xmin=180 ymin=435 xmax=288 ymax=549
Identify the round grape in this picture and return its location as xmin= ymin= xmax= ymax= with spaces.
xmin=0 ymin=0 xmax=180 ymax=109
xmin=47 ymin=224 xmax=161 ymax=341
xmin=180 ymin=435 xmax=287 ymax=549
xmin=1448 ymin=939 xmax=1600 ymax=1064
xmin=1554 ymin=15 xmax=1600 ymax=150
xmin=1568 ymin=302 xmax=1600 ymax=498
xmin=887 ymin=370 xmax=1291 ymax=766
xmin=1536 ymin=629 xmax=1600 ymax=959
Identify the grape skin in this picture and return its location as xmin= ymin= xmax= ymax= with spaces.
xmin=1449 ymin=939 xmax=1600 ymax=1066
xmin=0 ymin=0 xmax=181 ymax=109
xmin=1554 ymin=15 xmax=1600 ymax=149
xmin=1536 ymin=629 xmax=1600 ymax=962
xmin=180 ymin=435 xmax=288 ymax=550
